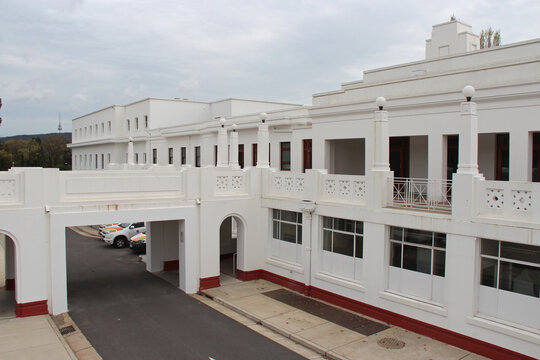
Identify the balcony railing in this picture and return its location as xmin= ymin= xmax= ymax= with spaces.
xmin=390 ymin=177 xmax=452 ymax=213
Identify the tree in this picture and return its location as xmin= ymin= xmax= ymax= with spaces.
xmin=480 ymin=27 xmax=501 ymax=49
xmin=42 ymin=134 xmax=68 ymax=168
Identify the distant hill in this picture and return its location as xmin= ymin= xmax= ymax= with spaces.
xmin=0 ymin=132 xmax=72 ymax=143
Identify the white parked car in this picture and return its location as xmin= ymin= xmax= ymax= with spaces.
xmin=101 ymin=222 xmax=145 ymax=248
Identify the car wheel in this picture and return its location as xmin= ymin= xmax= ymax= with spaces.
xmin=114 ymin=236 xmax=128 ymax=248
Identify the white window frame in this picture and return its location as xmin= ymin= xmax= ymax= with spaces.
xmin=271 ymin=209 xmax=302 ymax=264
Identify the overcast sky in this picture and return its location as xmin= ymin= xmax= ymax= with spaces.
xmin=1 ymin=0 xmax=540 ymax=136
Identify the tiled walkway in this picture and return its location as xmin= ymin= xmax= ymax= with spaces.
xmin=202 ymin=279 xmax=489 ymax=360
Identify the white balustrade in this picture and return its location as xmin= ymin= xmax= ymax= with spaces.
xmin=269 ymin=172 xmax=306 ymax=198
xmin=478 ymin=180 xmax=539 ymax=220
xmin=320 ymin=174 xmax=367 ymax=203
xmin=215 ymin=171 xmax=247 ymax=195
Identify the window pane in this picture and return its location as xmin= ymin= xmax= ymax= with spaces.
xmin=481 ymin=239 xmax=499 ymax=256
xmin=297 ymin=213 xmax=302 ymax=224
xmin=434 ymin=233 xmax=446 ymax=248
xmin=499 ymin=261 xmax=540 ymax=297
xmin=390 ymin=227 xmax=402 ymax=241
xmin=355 ymin=221 xmax=363 ymax=234
xmin=280 ymin=223 xmax=297 ymax=243
xmin=500 ymin=242 xmax=540 ymax=265
xmin=323 ymin=217 xmax=332 ymax=229
xmin=273 ymin=209 xmax=280 ymax=220
xmin=333 ymin=232 xmax=354 ymax=257
xmin=480 ymin=258 xmax=498 ymax=288
xmin=323 ymin=230 xmax=332 ymax=251
xmin=403 ymin=245 xmax=431 ymax=274
xmin=335 ymin=218 xmax=354 ymax=233
xmin=390 ymin=242 xmax=402 ymax=268
xmin=355 ymin=235 xmax=363 ymax=258
xmin=433 ymin=250 xmax=446 ymax=277
xmin=297 ymin=225 xmax=302 ymax=244
xmin=404 ymin=229 xmax=432 ymax=246
xmin=273 ymin=221 xmax=279 ymax=239
xmin=281 ymin=210 xmax=297 ymax=223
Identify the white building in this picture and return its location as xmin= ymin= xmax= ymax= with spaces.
xmin=1 ymin=20 xmax=539 ymax=359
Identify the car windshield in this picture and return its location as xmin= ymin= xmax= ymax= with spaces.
xmin=119 ymin=223 xmax=130 ymax=228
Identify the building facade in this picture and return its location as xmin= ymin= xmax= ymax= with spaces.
xmin=1 ymin=20 xmax=539 ymax=359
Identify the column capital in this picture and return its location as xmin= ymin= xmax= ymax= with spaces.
xmin=460 ymin=101 xmax=477 ymax=115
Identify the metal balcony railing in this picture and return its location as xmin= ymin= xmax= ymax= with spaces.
xmin=390 ymin=177 xmax=452 ymax=213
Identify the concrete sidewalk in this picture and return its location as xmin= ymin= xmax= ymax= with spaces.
xmin=0 ymin=315 xmax=76 ymax=360
xmin=201 ymin=279 xmax=488 ymax=360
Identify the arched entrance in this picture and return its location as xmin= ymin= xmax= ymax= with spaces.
xmin=0 ymin=233 xmax=16 ymax=318
xmin=219 ymin=215 xmax=245 ymax=285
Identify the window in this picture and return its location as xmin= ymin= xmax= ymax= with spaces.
xmin=127 ymin=119 xmax=131 ymax=131
xmin=89 ymin=126 xmax=92 ymax=136
xmin=135 ymin=153 xmax=139 ymax=164
xmin=252 ymin=144 xmax=258 ymax=166
xmin=181 ymin=147 xmax=186 ymax=165
xmin=101 ymin=123 xmax=104 ymax=135
xmin=388 ymin=226 xmax=446 ymax=303
xmin=101 ymin=154 xmax=104 ymax=169
xmin=195 ymin=146 xmax=201 ymax=167
xmin=168 ymin=147 xmax=173 ymax=164
xmin=280 ymin=142 xmax=291 ymax=171
xmin=107 ymin=153 xmax=111 ymax=164
xmin=323 ymin=217 xmax=363 ymax=258
xmin=303 ymin=139 xmax=312 ymax=173
xmin=95 ymin=154 xmax=98 ymax=169
xmin=214 ymin=145 xmax=218 ymax=166
xmin=143 ymin=152 xmax=146 ymax=164
xmin=135 ymin=117 xmax=139 ymax=130
xmin=481 ymin=239 xmax=540 ymax=298
xmin=239 ymin=144 xmax=244 ymax=169
xmin=479 ymin=239 xmax=540 ymax=329
xmin=322 ymin=217 xmax=364 ymax=280
xmin=144 ymin=115 xmax=148 ymax=128
xmin=533 ymin=132 xmax=540 ymax=182
xmin=152 ymin=148 xmax=157 ymax=164
xmin=390 ymin=227 xmax=446 ymax=276
xmin=95 ymin=124 xmax=98 ymax=135
xmin=108 ymin=121 xmax=112 ymax=133
xmin=272 ymin=210 xmax=302 ymax=244
xmin=271 ymin=209 xmax=303 ymax=264
xmin=495 ymin=133 xmax=509 ymax=181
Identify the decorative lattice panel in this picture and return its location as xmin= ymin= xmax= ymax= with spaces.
xmin=486 ymin=188 xmax=504 ymax=209
xmin=512 ymin=190 xmax=532 ymax=211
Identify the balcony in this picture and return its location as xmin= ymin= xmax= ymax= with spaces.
xmin=389 ymin=177 xmax=452 ymax=213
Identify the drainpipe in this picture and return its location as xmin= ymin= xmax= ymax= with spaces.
xmin=299 ymin=199 xmax=316 ymax=296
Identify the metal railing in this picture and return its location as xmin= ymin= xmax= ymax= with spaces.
xmin=390 ymin=177 xmax=452 ymax=213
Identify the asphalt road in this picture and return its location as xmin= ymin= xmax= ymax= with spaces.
xmin=66 ymin=228 xmax=306 ymax=360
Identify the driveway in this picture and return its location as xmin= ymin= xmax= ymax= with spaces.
xmin=66 ymin=228 xmax=306 ymax=360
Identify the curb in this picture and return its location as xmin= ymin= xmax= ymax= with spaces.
xmin=51 ymin=313 xmax=103 ymax=360
xmin=211 ymin=295 xmax=348 ymax=360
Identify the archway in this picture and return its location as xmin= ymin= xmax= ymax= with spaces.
xmin=0 ymin=233 xmax=16 ymax=318
xmin=219 ymin=215 xmax=245 ymax=285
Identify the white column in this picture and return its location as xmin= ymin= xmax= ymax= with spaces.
xmin=146 ymin=222 xmax=163 ymax=272
xmin=200 ymin=132 xmax=214 ymax=167
xmin=509 ymin=130 xmax=530 ymax=181
xmin=257 ymin=112 xmax=270 ymax=168
xmin=217 ymin=118 xmax=228 ymax=167
xmin=127 ymin=137 xmax=134 ymax=165
xmin=457 ymin=86 xmax=479 ymax=175
xmin=229 ymin=124 xmax=239 ymax=168
xmin=368 ymin=97 xmax=393 ymax=209
xmin=373 ymin=97 xmax=390 ymax=171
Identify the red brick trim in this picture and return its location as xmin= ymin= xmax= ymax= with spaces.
xmin=259 ymin=270 xmax=306 ymax=294
xmin=236 ymin=269 xmax=262 ymax=281
xmin=163 ymin=260 xmax=179 ymax=271
xmin=199 ymin=276 xmax=220 ymax=291
xmin=5 ymin=278 xmax=15 ymax=290
xmin=16 ymin=300 xmax=48 ymax=317
xmin=241 ymin=269 xmax=534 ymax=360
